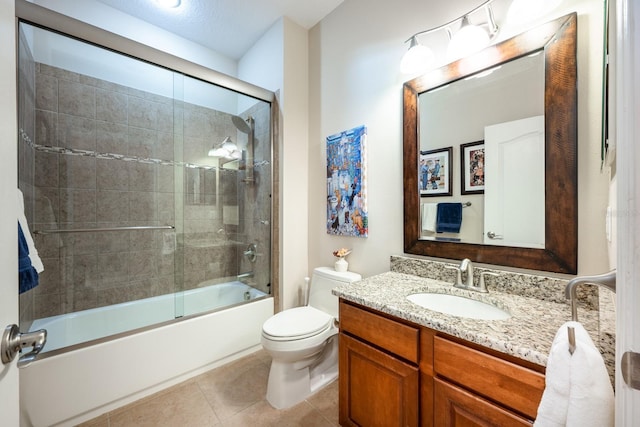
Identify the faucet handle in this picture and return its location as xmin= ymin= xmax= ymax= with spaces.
xmin=444 ymin=265 xmax=463 ymax=287
xmin=478 ymin=272 xmax=499 ymax=293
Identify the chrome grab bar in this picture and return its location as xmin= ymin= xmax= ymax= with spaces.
xmin=33 ymin=225 xmax=175 ymax=235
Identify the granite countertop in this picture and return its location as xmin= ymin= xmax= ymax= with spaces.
xmin=333 ymin=271 xmax=602 ymax=367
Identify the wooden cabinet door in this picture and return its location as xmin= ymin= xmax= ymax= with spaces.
xmin=434 ymin=379 xmax=532 ymax=427
xmin=339 ymin=333 xmax=419 ymax=427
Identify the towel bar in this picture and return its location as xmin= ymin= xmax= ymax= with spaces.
xmin=564 ymin=270 xmax=616 ymax=322
xmin=33 ymin=225 xmax=175 ymax=235
xmin=564 ymin=270 xmax=616 ymax=355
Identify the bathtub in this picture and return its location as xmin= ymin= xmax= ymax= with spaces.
xmin=19 ymin=281 xmax=274 ymax=427
xmin=29 ymin=281 xmax=268 ymax=352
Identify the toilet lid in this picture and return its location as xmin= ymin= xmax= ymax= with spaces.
xmin=262 ymin=306 xmax=333 ymax=339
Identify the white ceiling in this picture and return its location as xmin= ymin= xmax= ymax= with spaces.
xmin=93 ymin=0 xmax=344 ymax=60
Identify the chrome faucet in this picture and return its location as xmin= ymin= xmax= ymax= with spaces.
xmin=460 ymin=258 xmax=474 ymax=289
xmin=447 ymin=258 xmax=489 ymax=293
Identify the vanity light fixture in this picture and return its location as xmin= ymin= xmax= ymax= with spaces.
xmin=401 ymin=0 xmax=499 ymax=74
xmin=208 ymin=136 xmax=241 ymax=159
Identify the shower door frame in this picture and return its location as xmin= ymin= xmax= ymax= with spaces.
xmin=15 ymin=0 xmax=277 ymax=346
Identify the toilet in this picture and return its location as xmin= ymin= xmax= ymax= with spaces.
xmin=261 ymin=267 xmax=361 ymax=409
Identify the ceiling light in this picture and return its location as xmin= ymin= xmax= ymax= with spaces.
xmin=155 ymin=0 xmax=181 ymax=9
xmin=208 ymin=136 xmax=239 ymax=158
xmin=401 ymin=0 xmax=499 ymax=74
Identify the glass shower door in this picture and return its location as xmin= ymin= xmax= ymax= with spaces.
xmin=179 ymin=75 xmax=272 ymax=316
xmin=17 ymin=22 xmax=183 ymax=352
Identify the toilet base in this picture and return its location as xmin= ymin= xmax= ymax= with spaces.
xmin=265 ymin=336 xmax=338 ymax=409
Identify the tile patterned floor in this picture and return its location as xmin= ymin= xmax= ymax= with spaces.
xmin=78 ymin=350 xmax=339 ymax=427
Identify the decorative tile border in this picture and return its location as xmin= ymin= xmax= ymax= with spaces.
xmin=20 ymin=127 xmax=270 ymax=172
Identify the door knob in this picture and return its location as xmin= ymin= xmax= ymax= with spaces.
xmin=1 ymin=324 xmax=47 ymax=368
xmin=486 ymin=231 xmax=504 ymax=239
xmin=622 ymin=351 xmax=640 ymax=390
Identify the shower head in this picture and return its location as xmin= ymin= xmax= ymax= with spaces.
xmin=231 ymin=115 xmax=252 ymax=134
xmin=231 ymin=115 xmax=255 ymax=184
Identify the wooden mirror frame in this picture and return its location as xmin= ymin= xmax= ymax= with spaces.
xmin=403 ymin=13 xmax=577 ymax=274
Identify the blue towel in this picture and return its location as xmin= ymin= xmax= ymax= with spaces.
xmin=436 ymin=203 xmax=463 ymax=233
xmin=18 ymin=223 xmax=39 ymax=294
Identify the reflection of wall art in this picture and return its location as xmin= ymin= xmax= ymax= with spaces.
xmin=326 ymin=125 xmax=368 ymax=237
xmin=419 ymin=147 xmax=452 ymax=197
xmin=460 ymin=141 xmax=485 ymax=194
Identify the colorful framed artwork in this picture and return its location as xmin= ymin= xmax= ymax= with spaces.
xmin=419 ymin=147 xmax=452 ymax=197
xmin=326 ymin=125 xmax=368 ymax=237
xmin=460 ymin=141 xmax=485 ymax=194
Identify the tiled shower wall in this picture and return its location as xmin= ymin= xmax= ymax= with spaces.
xmin=20 ymin=60 xmax=271 ymax=323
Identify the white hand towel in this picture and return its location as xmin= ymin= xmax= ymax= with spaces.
xmin=566 ymin=321 xmax=614 ymax=427
xmin=17 ymin=189 xmax=44 ymax=273
xmin=534 ymin=321 xmax=614 ymax=427
xmin=421 ymin=203 xmax=438 ymax=232
xmin=534 ymin=323 xmax=572 ymax=427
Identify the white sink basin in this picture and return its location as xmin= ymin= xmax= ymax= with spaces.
xmin=406 ymin=293 xmax=511 ymax=320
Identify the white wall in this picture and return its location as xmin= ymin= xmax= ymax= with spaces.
xmin=239 ymin=17 xmax=310 ymax=309
xmin=239 ymin=19 xmax=283 ymax=97
xmin=280 ymin=19 xmax=310 ymax=308
xmin=309 ymin=0 xmax=610 ymax=278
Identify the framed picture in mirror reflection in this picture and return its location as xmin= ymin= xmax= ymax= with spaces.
xmin=419 ymin=147 xmax=452 ymax=197
xmin=460 ymin=141 xmax=485 ymax=195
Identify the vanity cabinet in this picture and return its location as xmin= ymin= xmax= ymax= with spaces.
xmin=338 ymin=300 xmax=545 ymax=427
xmin=339 ymin=300 xmax=420 ymax=426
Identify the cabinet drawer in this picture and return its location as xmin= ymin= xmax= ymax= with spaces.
xmin=434 ymin=336 xmax=544 ymax=420
xmin=339 ymin=301 xmax=419 ymax=363
xmin=434 ymin=378 xmax=532 ymax=427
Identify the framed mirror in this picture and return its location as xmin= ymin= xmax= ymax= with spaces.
xmin=403 ymin=13 xmax=577 ymax=274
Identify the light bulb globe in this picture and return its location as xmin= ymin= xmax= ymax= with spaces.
xmin=446 ymin=24 xmax=490 ymax=62
xmin=400 ymin=43 xmax=435 ymax=75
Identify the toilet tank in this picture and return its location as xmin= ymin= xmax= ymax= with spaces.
xmin=309 ymin=267 xmax=362 ymax=319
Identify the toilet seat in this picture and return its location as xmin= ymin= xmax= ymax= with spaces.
xmin=262 ymin=306 xmax=333 ymax=341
